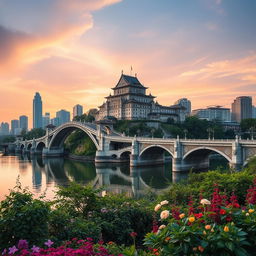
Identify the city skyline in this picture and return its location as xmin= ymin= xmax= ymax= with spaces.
xmin=0 ymin=0 xmax=256 ymax=127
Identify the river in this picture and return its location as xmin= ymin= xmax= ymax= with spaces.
xmin=0 ymin=153 xmax=228 ymax=200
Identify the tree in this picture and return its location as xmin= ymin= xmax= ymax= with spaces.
xmin=73 ymin=114 xmax=95 ymax=123
xmin=22 ymin=128 xmax=46 ymax=140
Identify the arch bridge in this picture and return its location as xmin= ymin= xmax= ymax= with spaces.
xmin=13 ymin=121 xmax=256 ymax=172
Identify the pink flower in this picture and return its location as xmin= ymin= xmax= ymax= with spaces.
xmin=31 ymin=245 xmax=40 ymax=253
xmin=17 ymin=239 xmax=28 ymax=249
xmin=8 ymin=246 xmax=18 ymax=255
xmin=44 ymin=239 xmax=54 ymax=248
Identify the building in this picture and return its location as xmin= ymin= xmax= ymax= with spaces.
xmin=175 ymin=98 xmax=191 ymax=115
xmin=56 ymin=109 xmax=70 ymax=125
xmin=0 ymin=122 xmax=9 ymax=135
xmin=231 ymin=96 xmax=252 ymax=123
xmin=11 ymin=119 xmax=19 ymax=135
xmin=191 ymin=106 xmax=231 ymax=122
xmin=96 ymin=74 xmax=185 ymax=122
xmin=43 ymin=112 xmax=50 ymax=128
xmin=252 ymin=106 xmax=256 ymax=118
xmin=33 ymin=92 xmax=43 ymax=128
xmin=19 ymin=115 xmax=28 ymax=131
xmin=50 ymin=117 xmax=60 ymax=127
xmin=73 ymin=104 xmax=83 ymax=119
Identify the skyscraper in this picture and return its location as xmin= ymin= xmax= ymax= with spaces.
xmin=56 ymin=109 xmax=70 ymax=125
xmin=0 ymin=122 xmax=9 ymax=135
xmin=73 ymin=104 xmax=83 ymax=119
xmin=43 ymin=112 xmax=50 ymax=128
xmin=11 ymin=119 xmax=19 ymax=135
xmin=231 ymin=96 xmax=252 ymax=123
xmin=252 ymin=106 xmax=256 ymax=118
xmin=19 ymin=115 xmax=28 ymax=131
xmin=33 ymin=92 xmax=43 ymax=129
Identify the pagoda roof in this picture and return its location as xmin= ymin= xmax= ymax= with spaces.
xmin=113 ymin=74 xmax=147 ymax=89
xmin=105 ymin=92 xmax=155 ymax=99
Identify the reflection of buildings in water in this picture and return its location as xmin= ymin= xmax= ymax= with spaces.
xmin=31 ymin=156 xmax=42 ymax=191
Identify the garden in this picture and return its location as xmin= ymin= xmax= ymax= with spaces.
xmin=1 ymin=157 xmax=256 ymax=256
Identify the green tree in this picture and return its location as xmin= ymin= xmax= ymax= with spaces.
xmin=73 ymin=114 xmax=95 ymax=122
xmin=22 ymin=128 xmax=46 ymax=140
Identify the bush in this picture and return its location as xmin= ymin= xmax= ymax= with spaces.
xmin=0 ymin=182 xmax=50 ymax=250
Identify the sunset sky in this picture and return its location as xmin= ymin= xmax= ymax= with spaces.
xmin=0 ymin=0 xmax=255 ymax=128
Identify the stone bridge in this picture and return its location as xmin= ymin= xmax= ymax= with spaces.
xmin=13 ymin=121 xmax=256 ymax=171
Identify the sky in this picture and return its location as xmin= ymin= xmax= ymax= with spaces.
xmin=0 ymin=0 xmax=255 ymax=128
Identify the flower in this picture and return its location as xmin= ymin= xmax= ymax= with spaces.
xmin=246 ymin=213 xmax=250 ymax=216
xmin=179 ymin=213 xmax=185 ymax=219
xmin=205 ymin=225 xmax=211 ymax=230
xmin=198 ymin=246 xmax=204 ymax=252
xmin=8 ymin=246 xmax=18 ymax=255
xmin=159 ymin=224 xmax=166 ymax=230
xmin=219 ymin=209 xmax=226 ymax=215
xmin=17 ymin=239 xmax=28 ymax=249
xmin=160 ymin=200 xmax=169 ymax=206
xmin=224 ymin=226 xmax=229 ymax=232
xmin=249 ymin=209 xmax=255 ymax=213
xmin=194 ymin=213 xmax=203 ymax=219
xmin=188 ymin=216 xmax=195 ymax=223
xmin=203 ymin=231 xmax=207 ymax=235
xmin=44 ymin=239 xmax=54 ymax=248
xmin=154 ymin=204 xmax=161 ymax=212
xmin=165 ymin=237 xmax=171 ymax=242
xmin=31 ymin=245 xmax=40 ymax=253
xmin=211 ymin=228 xmax=214 ymax=232
xmin=160 ymin=210 xmax=170 ymax=219
xmin=200 ymin=199 xmax=211 ymax=205
xmin=130 ymin=232 xmax=137 ymax=237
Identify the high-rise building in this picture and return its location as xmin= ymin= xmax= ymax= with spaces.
xmin=43 ymin=112 xmax=50 ymax=128
xmin=0 ymin=122 xmax=9 ymax=135
xmin=19 ymin=115 xmax=28 ymax=131
xmin=175 ymin=98 xmax=191 ymax=116
xmin=56 ymin=109 xmax=70 ymax=125
xmin=252 ymin=106 xmax=256 ymax=118
xmin=33 ymin=92 xmax=43 ymax=129
xmin=11 ymin=119 xmax=19 ymax=135
xmin=191 ymin=106 xmax=231 ymax=122
xmin=50 ymin=117 xmax=60 ymax=127
xmin=73 ymin=104 xmax=83 ymax=119
xmin=231 ymin=96 xmax=252 ymax=123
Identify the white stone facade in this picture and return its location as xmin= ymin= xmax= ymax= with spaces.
xmin=96 ymin=74 xmax=185 ymax=122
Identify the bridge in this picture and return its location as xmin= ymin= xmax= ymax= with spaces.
xmin=12 ymin=121 xmax=256 ymax=172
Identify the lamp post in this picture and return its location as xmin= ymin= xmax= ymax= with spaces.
xmin=184 ymin=129 xmax=188 ymax=140
xmin=207 ymin=128 xmax=211 ymax=140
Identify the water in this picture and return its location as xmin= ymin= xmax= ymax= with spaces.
xmin=0 ymin=153 xmax=228 ymax=200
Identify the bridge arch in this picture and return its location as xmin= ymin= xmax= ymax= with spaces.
xmin=26 ymin=143 xmax=32 ymax=151
xmin=140 ymin=145 xmax=174 ymax=158
xmin=183 ymin=146 xmax=232 ymax=162
xmin=20 ymin=144 xmax=25 ymax=150
xmin=48 ymin=123 xmax=100 ymax=150
xmin=36 ymin=142 xmax=46 ymax=151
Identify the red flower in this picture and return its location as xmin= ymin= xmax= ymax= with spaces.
xmin=130 ymin=232 xmax=137 ymax=237
xmin=194 ymin=213 xmax=203 ymax=219
xmin=226 ymin=216 xmax=232 ymax=222
xmin=219 ymin=209 xmax=226 ymax=215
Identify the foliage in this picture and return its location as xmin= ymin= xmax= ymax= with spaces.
xmin=22 ymin=128 xmax=46 ymax=140
xmin=73 ymin=114 xmax=95 ymax=123
xmin=0 ymin=135 xmax=16 ymax=143
xmin=145 ymin=186 xmax=256 ymax=255
xmin=64 ymin=130 xmax=96 ymax=156
xmin=0 ymin=181 xmax=50 ymax=250
xmin=240 ymin=118 xmax=256 ymax=132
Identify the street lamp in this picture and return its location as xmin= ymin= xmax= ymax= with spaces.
xmin=207 ymin=128 xmax=211 ymax=140
xmin=249 ymin=127 xmax=254 ymax=140
xmin=184 ymin=129 xmax=188 ymax=140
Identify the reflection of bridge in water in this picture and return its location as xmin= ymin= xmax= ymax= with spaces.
xmin=22 ymin=155 xmax=186 ymax=198
xmin=12 ymin=121 xmax=256 ymax=172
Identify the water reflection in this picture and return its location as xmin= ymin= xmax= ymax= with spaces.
xmin=1 ymin=154 xmax=190 ymax=199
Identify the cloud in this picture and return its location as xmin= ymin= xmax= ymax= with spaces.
xmin=0 ymin=0 xmax=121 ymax=74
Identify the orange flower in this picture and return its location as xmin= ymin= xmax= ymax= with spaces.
xmin=179 ymin=213 xmax=185 ymax=219
xmin=224 ymin=226 xmax=229 ymax=232
xmin=188 ymin=216 xmax=195 ymax=223
xmin=205 ymin=225 xmax=211 ymax=230
xmin=249 ymin=209 xmax=255 ymax=213
xmin=165 ymin=236 xmax=171 ymax=242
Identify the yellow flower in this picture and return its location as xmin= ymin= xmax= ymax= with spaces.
xmin=188 ymin=216 xmax=195 ymax=223
xmin=246 ymin=213 xmax=250 ymax=216
xmin=205 ymin=225 xmax=211 ymax=230
xmin=160 ymin=210 xmax=170 ymax=219
xmin=249 ymin=209 xmax=255 ymax=213
xmin=154 ymin=204 xmax=161 ymax=212
xmin=160 ymin=200 xmax=169 ymax=206
xmin=200 ymin=199 xmax=211 ymax=205
xmin=224 ymin=226 xmax=229 ymax=232
xmin=203 ymin=231 xmax=206 ymax=235
xmin=179 ymin=213 xmax=185 ymax=219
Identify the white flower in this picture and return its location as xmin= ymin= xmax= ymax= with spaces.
xmin=160 ymin=210 xmax=170 ymax=219
xmin=154 ymin=204 xmax=161 ymax=212
xmin=160 ymin=200 xmax=169 ymax=206
xmin=159 ymin=224 xmax=166 ymax=230
xmin=200 ymin=199 xmax=211 ymax=205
